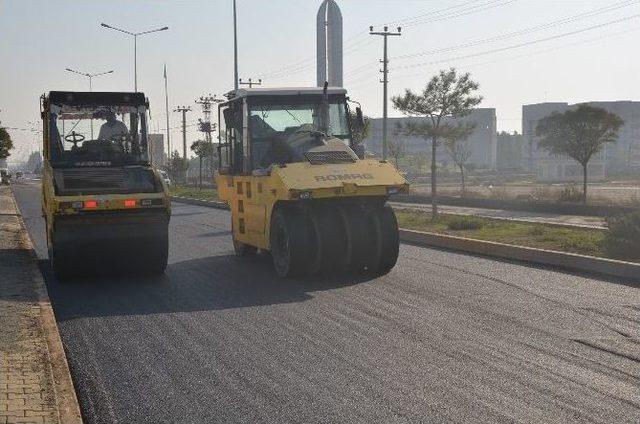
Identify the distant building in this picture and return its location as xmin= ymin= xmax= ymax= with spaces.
xmin=364 ymin=108 xmax=498 ymax=169
xmin=148 ymin=134 xmax=166 ymax=167
xmin=523 ymin=101 xmax=640 ymax=181
xmin=496 ymin=131 xmax=525 ymax=171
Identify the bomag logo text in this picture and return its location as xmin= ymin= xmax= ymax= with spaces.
xmin=314 ymin=173 xmax=374 ymax=182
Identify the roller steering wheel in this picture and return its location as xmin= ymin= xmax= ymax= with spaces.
xmin=64 ymin=131 xmax=85 ymax=148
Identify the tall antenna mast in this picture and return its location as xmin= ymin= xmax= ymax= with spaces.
xmin=233 ymin=0 xmax=239 ymax=91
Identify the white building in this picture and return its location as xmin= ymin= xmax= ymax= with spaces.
xmin=364 ymin=108 xmax=498 ymax=169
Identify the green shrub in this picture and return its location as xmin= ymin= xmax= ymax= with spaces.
xmin=446 ymin=216 xmax=485 ymax=231
xmin=603 ymin=212 xmax=640 ymax=261
xmin=558 ymin=183 xmax=583 ymax=203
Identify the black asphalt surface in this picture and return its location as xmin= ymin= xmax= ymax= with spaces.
xmin=11 ymin=180 xmax=640 ymax=424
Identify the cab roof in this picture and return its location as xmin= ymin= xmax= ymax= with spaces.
xmin=228 ymin=87 xmax=347 ymax=99
xmin=47 ymin=91 xmax=147 ymax=107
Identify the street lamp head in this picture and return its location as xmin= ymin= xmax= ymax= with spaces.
xmin=384 ymin=26 xmax=388 ymax=31
xmin=397 ymin=27 xmax=402 ymax=33
xmin=369 ymin=25 xmax=374 ymax=32
xmin=100 ymin=23 xmax=111 ymax=28
xmin=160 ymin=26 xmax=169 ymax=31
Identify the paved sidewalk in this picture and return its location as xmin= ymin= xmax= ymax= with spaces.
xmin=390 ymin=201 xmax=607 ymax=229
xmin=0 ymin=186 xmax=81 ymax=424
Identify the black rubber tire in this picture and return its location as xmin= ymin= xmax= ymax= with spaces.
xmin=309 ymin=203 xmax=349 ymax=275
xmin=144 ymin=234 xmax=169 ymax=276
xmin=270 ymin=205 xmax=313 ymax=277
xmin=341 ymin=203 xmax=377 ymax=273
xmin=373 ymin=204 xmax=400 ymax=275
xmin=50 ymin=232 xmax=74 ymax=281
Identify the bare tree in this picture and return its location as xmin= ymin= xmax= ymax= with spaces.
xmin=388 ymin=122 xmax=405 ymax=168
xmin=536 ymin=105 xmax=623 ymax=202
xmin=444 ymin=123 xmax=475 ymax=195
xmin=349 ymin=111 xmax=370 ymax=145
xmin=392 ymin=68 xmax=482 ymax=217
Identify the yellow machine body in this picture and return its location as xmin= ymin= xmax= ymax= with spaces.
xmin=41 ymin=91 xmax=171 ymax=278
xmin=215 ymin=86 xmax=408 ymax=276
xmin=217 ymin=159 xmax=407 ymax=250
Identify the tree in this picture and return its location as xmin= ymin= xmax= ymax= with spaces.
xmin=190 ymin=140 xmax=214 ymax=188
xmin=168 ymin=150 xmax=187 ymax=184
xmin=388 ymin=122 xmax=406 ymax=168
xmin=443 ymin=123 xmax=475 ymax=195
xmin=0 ymin=127 xmax=13 ymax=160
xmin=392 ymin=68 xmax=482 ymax=217
xmin=25 ymin=151 xmax=42 ymax=174
xmin=349 ymin=111 xmax=370 ymax=145
xmin=536 ymin=105 xmax=623 ymax=202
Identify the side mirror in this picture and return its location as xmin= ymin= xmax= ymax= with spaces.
xmin=356 ymin=107 xmax=365 ymax=128
xmin=353 ymin=143 xmax=365 ymax=159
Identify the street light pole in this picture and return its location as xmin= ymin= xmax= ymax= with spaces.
xmin=239 ymin=78 xmax=262 ymax=88
xmin=134 ymin=34 xmax=138 ymax=92
xmin=65 ymin=68 xmax=114 ymax=140
xmin=233 ymin=0 xmax=239 ymax=91
xmin=369 ymin=26 xmax=402 ymax=161
xmin=65 ymin=68 xmax=113 ymax=92
xmin=100 ymin=23 xmax=169 ymax=92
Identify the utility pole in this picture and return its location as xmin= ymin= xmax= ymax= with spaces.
xmin=164 ymin=64 xmax=171 ymax=164
xmin=195 ymin=94 xmax=223 ymax=179
xmin=233 ymin=0 xmax=239 ymax=91
xmin=174 ymin=106 xmax=192 ymax=182
xmin=370 ymin=25 xmax=401 ymax=161
xmin=239 ymin=78 xmax=262 ymax=88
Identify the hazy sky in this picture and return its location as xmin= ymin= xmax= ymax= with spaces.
xmin=1 ymin=0 xmax=639 ymax=161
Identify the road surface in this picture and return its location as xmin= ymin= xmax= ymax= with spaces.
xmin=11 ymin=180 xmax=640 ymax=424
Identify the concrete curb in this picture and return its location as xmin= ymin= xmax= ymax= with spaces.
xmin=10 ymin=190 xmax=83 ymax=424
xmin=400 ymin=229 xmax=640 ymax=282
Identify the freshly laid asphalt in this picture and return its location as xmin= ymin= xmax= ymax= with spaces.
xmin=11 ymin=180 xmax=640 ymax=424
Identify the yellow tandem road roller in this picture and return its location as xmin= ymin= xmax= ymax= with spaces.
xmin=41 ymin=91 xmax=171 ymax=279
xmin=215 ymin=85 xmax=409 ymax=277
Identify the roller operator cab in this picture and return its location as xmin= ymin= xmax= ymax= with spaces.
xmin=215 ymin=86 xmax=409 ymax=277
xmin=41 ymin=91 xmax=171 ymax=279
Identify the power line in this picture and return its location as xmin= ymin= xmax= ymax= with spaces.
xmin=388 ymin=26 xmax=640 ymax=82
xmin=255 ymin=0 xmax=512 ymax=81
xmin=393 ymin=0 xmax=638 ymax=61
xmin=343 ymin=0 xmax=638 ymax=83
xmin=391 ymin=13 xmax=640 ymax=71
xmin=376 ymin=0 xmax=484 ymax=26
xmin=399 ymin=0 xmax=518 ymax=28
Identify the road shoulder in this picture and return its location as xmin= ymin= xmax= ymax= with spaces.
xmin=0 ymin=186 xmax=82 ymax=424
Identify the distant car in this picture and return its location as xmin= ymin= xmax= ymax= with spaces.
xmin=15 ymin=171 xmax=23 ymax=179
xmin=159 ymin=170 xmax=171 ymax=186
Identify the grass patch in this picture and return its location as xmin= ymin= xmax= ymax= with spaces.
xmin=170 ymin=185 xmax=218 ymax=201
xmin=396 ymin=210 xmax=608 ymax=259
xmin=446 ymin=216 xmax=485 ymax=231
